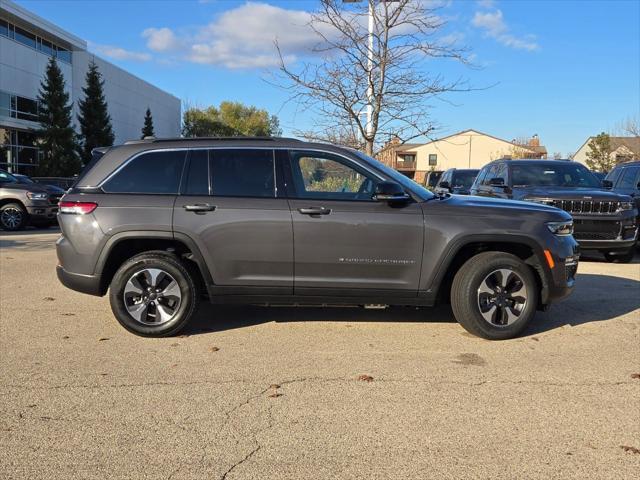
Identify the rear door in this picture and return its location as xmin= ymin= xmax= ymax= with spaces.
xmin=283 ymin=149 xmax=424 ymax=296
xmin=173 ymin=148 xmax=293 ymax=294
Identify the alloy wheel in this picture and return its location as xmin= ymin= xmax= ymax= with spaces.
xmin=123 ymin=268 xmax=182 ymax=326
xmin=0 ymin=207 xmax=23 ymax=230
xmin=477 ymin=268 xmax=528 ymax=326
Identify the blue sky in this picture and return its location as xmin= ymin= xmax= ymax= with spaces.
xmin=18 ymin=0 xmax=640 ymax=155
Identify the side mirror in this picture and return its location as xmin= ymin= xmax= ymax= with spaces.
xmin=489 ymin=177 xmax=506 ymax=187
xmin=438 ymin=181 xmax=451 ymax=191
xmin=373 ymin=181 xmax=410 ymax=203
xmin=601 ymin=179 xmax=613 ymax=189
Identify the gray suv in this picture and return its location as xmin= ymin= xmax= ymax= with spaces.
xmin=56 ymin=137 xmax=579 ymax=340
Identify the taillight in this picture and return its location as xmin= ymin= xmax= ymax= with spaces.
xmin=59 ymin=201 xmax=98 ymax=215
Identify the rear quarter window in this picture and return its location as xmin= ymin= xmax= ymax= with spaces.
xmin=103 ymin=150 xmax=186 ymax=194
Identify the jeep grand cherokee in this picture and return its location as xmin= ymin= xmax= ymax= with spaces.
xmin=56 ymin=137 xmax=579 ymax=340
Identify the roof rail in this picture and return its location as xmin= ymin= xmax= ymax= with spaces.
xmin=125 ymin=136 xmax=300 ymax=145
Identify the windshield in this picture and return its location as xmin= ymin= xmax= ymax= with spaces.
xmin=452 ymin=170 xmax=479 ymax=189
xmin=0 ymin=170 xmax=18 ymax=184
xmin=351 ymin=150 xmax=434 ymax=199
xmin=511 ymin=163 xmax=601 ymax=188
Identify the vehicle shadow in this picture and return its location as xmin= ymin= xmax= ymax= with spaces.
xmin=185 ymin=272 xmax=640 ymax=338
xmin=0 ymin=227 xmax=60 ymax=251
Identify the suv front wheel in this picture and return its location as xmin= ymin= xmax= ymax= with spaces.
xmin=451 ymin=252 xmax=538 ymax=340
xmin=109 ymin=251 xmax=199 ymax=337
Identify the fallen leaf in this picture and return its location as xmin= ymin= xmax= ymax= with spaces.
xmin=43 ymin=297 xmax=55 ymax=301
xmin=98 ymin=337 xmax=110 ymax=342
xmin=631 ymin=373 xmax=640 ymax=379
xmin=61 ymin=313 xmax=75 ymax=317
xmin=171 ymin=364 xmax=178 ymax=368
xmin=620 ymin=445 xmax=640 ymax=454
xmin=269 ymin=384 xmax=280 ymax=389
xmin=268 ymin=393 xmax=283 ymax=398
xmin=531 ymin=337 xmax=540 ymax=342
xmin=27 ymin=404 xmax=37 ymax=408
xmin=208 ymin=346 xmax=220 ymax=352
xmin=357 ymin=374 xmax=374 ymax=382
xmin=169 ymin=343 xmax=180 ymax=347
xmin=99 ymin=373 xmax=108 ymax=376
xmin=62 ymin=336 xmax=70 ymax=340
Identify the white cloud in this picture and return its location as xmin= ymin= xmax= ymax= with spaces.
xmin=142 ymin=27 xmax=181 ymax=52
xmin=91 ymin=43 xmax=151 ymax=62
xmin=476 ymin=0 xmax=496 ymax=9
xmin=472 ymin=9 xmax=539 ymax=51
xmin=137 ymin=2 xmax=338 ymax=69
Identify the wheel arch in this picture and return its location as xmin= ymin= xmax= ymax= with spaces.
xmin=428 ymin=234 xmax=550 ymax=307
xmin=95 ymin=231 xmax=213 ymax=296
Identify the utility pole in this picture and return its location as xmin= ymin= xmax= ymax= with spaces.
xmin=366 ymin=0 xmax=374 ymax=138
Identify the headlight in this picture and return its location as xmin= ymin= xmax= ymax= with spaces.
xmin=546 ymin=220 xmax=573 ymax=236
xmin=617 ymin=201 xmax=634 ymax=211
xmin=527 ymin=198 xmax=555 ymax=206
xmin=26 ymin=191 xmax=49 ymax=200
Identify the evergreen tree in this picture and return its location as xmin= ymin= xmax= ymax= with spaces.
xmin=141 ymin=107 xmax=155 ymax=139
xmin=36 ymin=57 xmax=79 ymax=176
xmin=585 ymin=132 xmax=613 ymax=172
xmin=77 ymin=60 xmax=114 ymax=164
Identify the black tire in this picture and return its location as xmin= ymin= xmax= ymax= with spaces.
xmin=603 ymin=249 xmax=635 ymax=263
xmin=0 ymin=202 xmax=28 ymax=231
xmin=451 ymin=252 xmax=539 ymax=340
xmin=109 ymin=251 xmax=199 ymax=337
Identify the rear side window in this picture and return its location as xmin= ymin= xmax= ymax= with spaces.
xmin=210 ymin=149 xmax=275 ymax=198
xmin=103 ymin=150 xmax=186 ymax=194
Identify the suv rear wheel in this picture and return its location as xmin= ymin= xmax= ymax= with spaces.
xmin=451 ymin=252 xmax=538 ymax=340
xmin=0 ymin=202 xmax=27 ymax=231
xmin=109 ymin=251 xmax=199 ymax=337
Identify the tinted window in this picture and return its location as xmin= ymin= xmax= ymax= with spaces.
xmin=56 ymin=48 xmax=72 ymax=64
xmin=511 ymin=163 xmax=600 ymax=188
xmin=103 ymin=150 xmax=186 ymax=194
xmin=14 ymin=26 xmax=36 ymax=48
xmin=452 ymin=170 xmax=480 ymax=189
xmin=618 ymin=166 xmax=640 ymax=189
xmin=184 ymin=150 xmax=209 ymax=195
xmin=605 ymin=167 xmax=622 ymax=186
xmin=480 ymin=164 xmax=498 ymax=186
xmin=0 ymin=170 xmax=18 ymax=183
xmin=0 ymin=20 xmax=8 ymax=38
xmin=289 ymin=151 xmax=376 ymax=201
xmin=211 ymin=149 xmax=274 ymax=198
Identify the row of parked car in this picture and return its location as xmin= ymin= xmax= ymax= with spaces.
xmin=425 ymin=160 xmax=640 ymax=262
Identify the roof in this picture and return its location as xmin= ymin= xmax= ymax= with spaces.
xmin=575 ymin=136 xmax=640 ymax=155
xmin=421 ymin=129 xmax=541 ymax=153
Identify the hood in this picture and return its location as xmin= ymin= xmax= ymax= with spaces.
xmin=426 ymin=194 xmax=571 ymax=221
xmin=42 ymin=184 xmax=66 ymax=194
xmin=0 ymin=181 xmax=49 ymax=193
xmin=515 ymin=186 xmax=630 ymax=202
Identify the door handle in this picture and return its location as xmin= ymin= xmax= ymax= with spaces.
xmin=184 ymin=203 xmax=216 ymax=213
xmin=298 ymin=207 xmax=332 ymax=215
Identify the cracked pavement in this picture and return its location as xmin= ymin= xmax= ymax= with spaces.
xmin=1 ymin=230 xmax=639 ymax=479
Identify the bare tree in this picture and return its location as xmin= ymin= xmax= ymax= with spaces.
xmin=277 ymin=0 xmax=471 ymax=155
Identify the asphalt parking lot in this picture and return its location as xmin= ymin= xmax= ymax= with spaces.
xmin=1 ymin=229 xmax=639 ymax=479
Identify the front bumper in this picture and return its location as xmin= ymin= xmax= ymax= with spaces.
xmin=572 ymin=210 xmax=638 ymax=251
xmin=542 ymin=235 xmax=579 ymax=304
xmin=26 ymin=204 xmax=58 ymax=222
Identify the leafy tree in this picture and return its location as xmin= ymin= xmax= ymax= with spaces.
xmin=141 ymin=107 xmax=155 ymax=139
xmin=77 ymin=61 xmax=114 ymax=164
xmin=36 ymin=57 xmax=80 ymax=176
xmin=182 ymin=101 xmax=282 ymax=137
xmin=585 ymin=132 xmax=613 ymax=172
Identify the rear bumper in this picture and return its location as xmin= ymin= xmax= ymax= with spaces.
xmin=56 ymin=265 xmax=103 ymax=296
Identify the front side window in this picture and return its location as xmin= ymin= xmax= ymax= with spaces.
xmin=480 ymin=165 xmax=498 ymax=185
xmin=605 ymin=167 xmax=622 ymax=186
xmin=210 ymin=149 xmax=274 ymax=198
xmin=618 ymin=166 xmax=640 ymax=189
xmin=103 ymin=150 xmax=186 ymax=194
xmin=428 ymin=154 xmax=437 ymax=166
xmin=289 ymin=151 xmax=376 ymax=201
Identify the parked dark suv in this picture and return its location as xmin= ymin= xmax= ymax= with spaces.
xmin=605 ymin=161 xmax=640 ymax=212
xmin=435 ymin=168 xmax=479 ymax=195
xmin=470 ymin=159 xmax=638 ymax=262
xmin=56 ymin=138 xmax=579 ymax=340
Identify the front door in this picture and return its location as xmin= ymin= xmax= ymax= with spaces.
xmin=283 ymin=150 xmax=424 ymax=296
xmin=173 ymin=148 xmax=293 ymax=294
